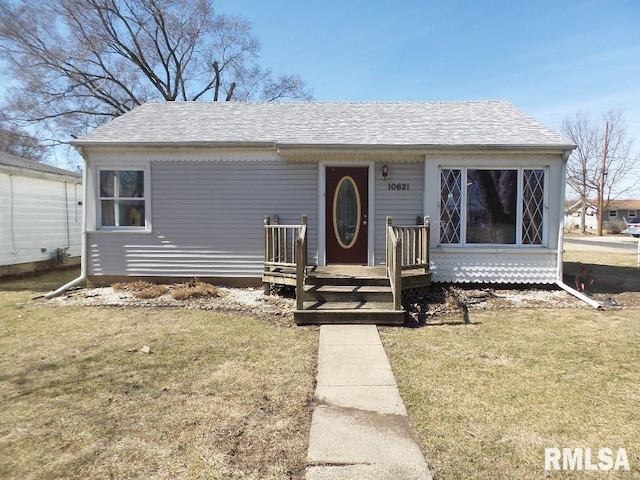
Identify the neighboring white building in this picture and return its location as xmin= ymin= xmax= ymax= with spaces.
xmin=0 ymin=152 xmax=82 ymax=276
xmin=72 ymin=101 xmax=574 ymax=286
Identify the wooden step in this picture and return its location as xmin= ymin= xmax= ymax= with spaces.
xmin=306 ymin=273 xmax=390 ymax=287
xmin=294 ymin=301 xmax=405 ymax=325
xmin=303 ymin=284 xmax=393 ymax=303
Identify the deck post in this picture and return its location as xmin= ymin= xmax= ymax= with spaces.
xmin=263 ymin=216 xmax=271 ymax=294
xmin=301 ymin=214 xmax=308 ymax=269
xmin=393 ymin=239 xmax=402 ymax=310
xmin=424 ymin=216 xmax=430 ymax=273
xmin=386 ymin=216 xmax=392 ymax=270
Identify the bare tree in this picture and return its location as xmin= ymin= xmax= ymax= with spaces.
xmin=0 ymin=0 xmax=312 ymax=144
xmin=0 ymin=121 xmax=46 ymax=161
xmin=561 ymin=110 xmax=638 ymax=235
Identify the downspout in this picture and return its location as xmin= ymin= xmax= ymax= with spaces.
xmin=44 ymin=150 xmax=88 ymax=298
xmin=555 ymin=150 xmax=602 ymax=309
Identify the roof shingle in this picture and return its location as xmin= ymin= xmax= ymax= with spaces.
xmin=74 ymin=100 xmax=573 ymax=148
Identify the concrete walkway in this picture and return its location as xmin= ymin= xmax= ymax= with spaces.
xmin=306 ymin=325 xmax=432 ymax=480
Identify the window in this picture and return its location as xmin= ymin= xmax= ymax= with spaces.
xmin=609 ymin=210 xmax=618 ymax=218
xmin=439 ymin=167 xmax=546 ymax=246
xmin=99 ymin=169 xmax=147 ymax=229
xmin=629 ymin=210 xmax=638 ymax=218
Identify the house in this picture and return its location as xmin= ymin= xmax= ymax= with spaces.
xmin=564 ymin=199 xmax=640 ymax=232
xmin=604 ymin=199 xmax=640 ymax=225
xmin=0 ymin=152 xmax=82 ymax=277
xmin=68 ymin=101 xmax=576 ymax=321
xmin=564 ymin=200 xmax=598 ymax=230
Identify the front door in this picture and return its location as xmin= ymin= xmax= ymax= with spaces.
xmin=325 ymin=166 xmax=369 ymax=264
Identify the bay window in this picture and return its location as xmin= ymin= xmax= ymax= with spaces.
xmin=440 ymin=167 xmax=546 ymax=246
xmin=99 ymin=169 xmax=148 ymax=229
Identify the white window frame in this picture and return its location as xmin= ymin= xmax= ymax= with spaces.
xmin=438 ymin=166 xmax=548 ymax=247
xmin=97 ymin=166 xmax=151 ymax=231
xmin=609 ymin=210 xmax=618 ymax=218
xmin=629 ymin=210 xmax=638 ymax=218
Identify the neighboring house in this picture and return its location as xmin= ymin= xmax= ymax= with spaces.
xmin=604 ymin=199 xmax=640 ymax=224
xmin=564 ymin=199 xmax=640 ymax=231
xmin=71 ymin=101 xmax=574 ymax=288
xmin=0 ymin=152 xmax=82 ymax=277
xmin=564 ymin=200 xmax=597 ymax=230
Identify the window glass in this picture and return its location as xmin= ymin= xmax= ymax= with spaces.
xmin=333 ymin=176 xmax=360 ymax=248
xmin=101 ymin=200 xmax=116 ymax=226
xmin=440 ymin=169 xmax=462 ymax=244
xmin=99 ymin=171 xmax=115 ymax=197
xmin=119 ymin=200 xmax=146 ymax=227
xmin=119 ymin=171 xmax=144 ymax=197
xmin=466 ymin=169 xmax=517 ymax=244
xmin=522 ymin=169 xmax=545 ymax=245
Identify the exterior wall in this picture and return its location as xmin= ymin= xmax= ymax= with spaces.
xmin=86 ymin=156 xmax=317 ymax=279
xmin=373 ymin=160 xmax=425 ymax=265
xmin=0 ymin=171 xmax=82 ymax=274
xmin=83 ymin=148 xmax=566 ymax=285
xmin=424 ymin=153 xmax=564 ymax=284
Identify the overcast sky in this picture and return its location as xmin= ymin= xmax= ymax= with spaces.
xmin=216 ymin=0 xmax=640 ymax=162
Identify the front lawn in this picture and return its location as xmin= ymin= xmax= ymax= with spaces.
xmin=382 ymin=307 xmax=639 ymax=479
xmin=0 ymin=269 xmax=318 ymax=479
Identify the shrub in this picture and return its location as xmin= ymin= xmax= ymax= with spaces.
xmin=171 ymin=279 xmax=219 ymax=300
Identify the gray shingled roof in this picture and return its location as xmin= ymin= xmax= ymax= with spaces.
xmin=74 ymin=101 xmax=573 ymax=149
xmin=0 ymin=151 xmax=82 ymax=178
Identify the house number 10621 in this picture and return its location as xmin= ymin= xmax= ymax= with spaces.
xmin=388 ymin=182 xmax=410 ymax=191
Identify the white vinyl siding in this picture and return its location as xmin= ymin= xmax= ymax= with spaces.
xmin=87 ymin=160 xmax=317 ymax=278
xmin=1 ymin=172 xmax=82 ymax=267
xmin=374 ymin=161 xmax=424 ymax=265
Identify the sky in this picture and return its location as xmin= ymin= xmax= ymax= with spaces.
xmin=214 ymin=0 xmax=640 ymax=192
xmin=2 ymin=0 xmax=639 ymax=192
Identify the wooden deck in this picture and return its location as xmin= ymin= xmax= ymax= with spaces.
xmin=263 ymin=265 xmax=431 ymax=325
xmin=263 ymin=216 xmax=431 ymax=325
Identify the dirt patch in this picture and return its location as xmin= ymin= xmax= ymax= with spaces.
xmin=50 ymin=283 xmax=297 ymax=327
xmin=50 ymin=279 xmax=628 ymax=330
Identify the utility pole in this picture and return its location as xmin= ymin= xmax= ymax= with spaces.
xmin=597 ymin=121 xmax=609 ymax=236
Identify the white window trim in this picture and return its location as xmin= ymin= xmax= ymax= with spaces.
xmin=629 ymin=210 xmax=638 ymax=218
xmin=96 ymin=165 xmax=152 ymax=232
xmin=438 ymin=166 xmax=548 ymax=248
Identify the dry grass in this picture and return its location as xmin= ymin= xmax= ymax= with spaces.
xmin=112 ymin=280 xmax=168 ymax=298
xmin=0 ymin=269 xmax=318 ymax=479
xmin=382 ymin=309 xmax=640 ymax=479
xmin=170 ymin=279 xmax=219 ymax=300
xmin=382 ymin=247 xmax=640 ymax=479
xmin=111 ymin=279 xmax=220 ymax=300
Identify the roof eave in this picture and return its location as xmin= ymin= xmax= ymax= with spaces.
xmin=73 ymin=140 xmax=576 ymax=155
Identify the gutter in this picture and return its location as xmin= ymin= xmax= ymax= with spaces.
xmin=555 ymin=151 xmax=602 ymax=309
xmin=43 ymin=150 xmax=88 ymax=299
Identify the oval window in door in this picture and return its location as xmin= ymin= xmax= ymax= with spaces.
xmin=333 ymin=176 xmax=361 ymax=249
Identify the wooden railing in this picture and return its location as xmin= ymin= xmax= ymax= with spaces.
xmin=264 ymin=215 xmax=307 ymax=268
xmin=386 ymin=216 xmax=431 ymax=310
xmin=386 ymin=216 xmax=430 ymax=271
xmin=264 ymin=215 xmax=307 ymax=309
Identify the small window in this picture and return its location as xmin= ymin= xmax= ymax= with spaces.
xmin=99 ymin=169 xmax=147 ymax=229
xmin=629 ymin=210 xmax=637 ymax=218
xmin=609 ymin=210 xmax=618 ymax=218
